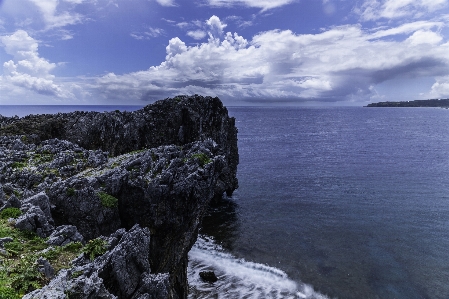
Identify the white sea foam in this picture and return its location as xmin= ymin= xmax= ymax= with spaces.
xmin=188 ymin=235 xmax=329 ymax=299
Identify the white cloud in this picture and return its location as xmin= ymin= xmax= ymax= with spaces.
xmin=155 ymin=0 xmax=176 ymax=6
xmin=28 ymin=0 xmax=83 ymax=29
xmin=206 ymin=15 xmax=227 ymax=40
xmin=93 ymin=16 xmax=449 ymax=103
xmin=407 ymin=30 xmax=443 ymax=46
xmin=429 ymin=76 xmax=449 ymax=98
xmin=0 ymin=30 xmax=71 ymax=99
xmin=358 ymin=0 xmax=448 ymax=21
xmin=176 ymin=22 xmax=190 ymax=28
xmin=131 ymin=27 xmax=165 ymax=40
xmin=187 ymin=30 xmax=207 ymax=40
xmin=207 ymin=0 xmax=297 ymax=11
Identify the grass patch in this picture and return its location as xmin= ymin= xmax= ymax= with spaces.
xmin=97 ymin=192 xmax=118 ymax=208
xmin=0 ymin=218 xmax=86 ymax=297
xmin=11 ymin=162 xmax=27 ymax=169
xmin=0 ymin=208 xmax=22 ymax=219
xmin=32 ymin=153 xmax=54 ymax=165
xmin=82 ymin=238 xmax=108 ymax=261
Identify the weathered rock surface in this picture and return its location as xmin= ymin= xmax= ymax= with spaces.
xmin=24 ymin=225 xmax=170 ymax=299
xmin=0 ymin=95 xmax=239 ymax=299
xmin=47 ymin=225 xmax=85 ymax=246
xmin=15 ymin=205 xmax=55 ymax=238
xmin=0 ymin=95 xmax=238 ymax=200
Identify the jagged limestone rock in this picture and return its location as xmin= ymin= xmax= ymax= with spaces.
xmin=25 ymin=225 xmax=170 ymax=299
xmin=0 ymin=96 xmax=239 ymax=299
xmin=0 ymin=95 xmax=238 ymax=200
xmin=15 ymin=205 xmax=55 ymax=238
xmin=46 ymin=225 xmax=85 ymax=246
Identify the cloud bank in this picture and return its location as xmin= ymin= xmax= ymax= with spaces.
xmin=94 ymin=15 xmax=449 ymax=104
xmin=1 ymin=0 xmax=449 ymax=105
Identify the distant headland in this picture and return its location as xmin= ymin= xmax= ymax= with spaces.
xmin=365 ymin=98 xmax=449 ymax=108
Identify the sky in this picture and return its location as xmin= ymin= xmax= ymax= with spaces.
xmin=0 ymin=0 xmax=449 ymax=106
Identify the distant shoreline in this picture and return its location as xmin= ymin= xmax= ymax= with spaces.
xmin=365 ymin=98 xmax=449 ymax=108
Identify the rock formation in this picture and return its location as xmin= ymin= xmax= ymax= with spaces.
xmin=0 ymin=95 xmax=239 ymax=299
xmin=0 ymin=95 xmax=238 ymax=200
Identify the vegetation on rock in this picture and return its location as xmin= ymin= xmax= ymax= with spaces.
xmin=97 ymin=191 xmax=118 ymax=208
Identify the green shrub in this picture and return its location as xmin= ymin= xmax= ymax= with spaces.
xmin=11 ymin=162 xmax=26 ymax=169
xmin=97 ymin=192 xmax=118 ymax=208
xmin=0 ymin=208 xmax=22 ymax=219
xmin=82 ymin=238 xmax=108 ymax=261
xmin=0 ymin=286 xmax=20 ymax=299
xmin=191 ymin=153 xmax=211 ymax=167
xmin=10 ymin=255 xmax=42 ymax=294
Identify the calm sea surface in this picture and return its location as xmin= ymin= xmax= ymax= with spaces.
xmin=192 ymin=106 xmax=449 ymax=299
xmin=2 ymin=105 xmax=449 ymax=299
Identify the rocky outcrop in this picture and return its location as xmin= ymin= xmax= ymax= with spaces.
xmin=0 ymin=95 xmax=239 ymax=299
xmin=0 ymin=95 xmax=239 ymax=200
xmin=24 ymin=225 xmax=171 ymax=299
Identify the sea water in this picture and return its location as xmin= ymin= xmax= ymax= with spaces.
xmin=2 ymin=105 xmax=449 ymax=299
xmin=190 ymin=107 xmax=449 ymax=299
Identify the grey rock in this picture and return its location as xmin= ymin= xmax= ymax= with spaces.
xmin=0 ymin=96 xmax=239 ymax=299
xmin=23 ymin=268 xmax=116 ymax=299
xmin=0 ymin=194 xmax=21 ymax=211
xmin=0 ymin=237 xmax=13 ymax=248
xmin=0 ymin=184 xmax=5 ymax=204
xmin=37 ymin=257 xmax=55 ymax=279
xmin=26 ymin=225 xmax=170 ymax=299
xmin=1 ymin=183 xmax=14 ymax=196
xmin=21 ymin=192 xmax=53 ymax=221
xmin=47 ymin=225 xmax=85 ymax=246
xmin=97 ymin=224 xmax=152 ymax=298
xmin=0 ymin=95 xmax=239 ymax=200
xmin=131 ymin=273 xmax=171 ymax=299
xmin=15 ymin=205 xmax=55 ymax=238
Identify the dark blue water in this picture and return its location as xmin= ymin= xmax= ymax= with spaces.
xmin=193 ymin=107 xmax=449 ymax=299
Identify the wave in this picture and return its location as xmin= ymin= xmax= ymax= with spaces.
xmin=188 ymin=235 xmax=330 ymax=299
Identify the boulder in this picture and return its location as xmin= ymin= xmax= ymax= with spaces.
xmin=47 ymin=225 xmax=85 ymax=246
xmin=199 ymin=271 xmax=218 ymax=283
xmin=37 ymin=257 xmax=55 ymax=280
xmin=0 ymin=194 xmax=21 ymax=211
xmin=21 ymin=192 xmax=53 ymax=221
xmin=14 ymin=205 xmax=55 ymax=238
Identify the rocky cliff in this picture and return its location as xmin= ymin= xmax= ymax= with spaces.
xmin=0 ymin=95 xmax=238 ymax=200
xmin=0 ymin=95 xmax=238 ymax=299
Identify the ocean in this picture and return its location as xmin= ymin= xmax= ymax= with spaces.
xmin=190 ymin=106 xmax=449 ymax=299
xmin=1 ymin=105 xmax=449 ymax=299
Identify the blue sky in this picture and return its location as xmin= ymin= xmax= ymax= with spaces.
xmin=0 ymin=0 xmax=449 ymax=106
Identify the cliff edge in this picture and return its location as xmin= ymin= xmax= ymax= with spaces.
xmin=0 ymin=95 xmax=238 ymax=299
xmin=0 ymin=95 xmax=239 ymax=200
